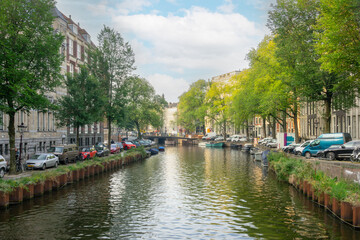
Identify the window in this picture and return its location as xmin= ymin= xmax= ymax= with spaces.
xmin=48 ymin=112 xmax=50 ymax=131
xmin=77 ymin=44 xmax=81 ymax=59
xmin=69 ymin=39 xmax=73 ymax=56
xmin=43 ymin=142 xmax=46 ymax=151
xmin=69 ymin=63 xmax=74 ymax=75
xmin=85 ymin=125 xmax=88 ymax=134
xmin=43 ymin=112 xmax=45 ymax=131
xmin=0 ymin=144 xmax=2 ymax=155
xmin=5 ymin=144 xmax=8 ymax=155
xmin=39 ymin=142 xmax=42 ymax=151
xmin=98 ymin=123 xmax=100 ymax=133
xmin=70 ymin=124 xmax=74 ymax=134
xmin=37 ymin=111 xmax=40 ymax=130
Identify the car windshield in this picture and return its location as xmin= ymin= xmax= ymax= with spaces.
xmin=81 ymin=148 xmax=90 ymax=152
xmin=48 ymin=147 xmax=63 ymax=153
xmin=343 ymin=141 xmax=360 ymax=148
xmin=31 ymin=154 xmax=47 ymax=160
xmin=111 ymin=144 xmax=117 ymax=148
xmin=125 ymin=142 xmax=133 ymax=145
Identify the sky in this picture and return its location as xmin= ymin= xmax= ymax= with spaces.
xmin=56 ymin=0 xmax=275 ymax=103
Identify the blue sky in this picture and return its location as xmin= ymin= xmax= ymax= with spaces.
xmin=56 ymin=0 xmax=275 ymax=102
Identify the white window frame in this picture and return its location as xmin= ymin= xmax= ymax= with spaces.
xmin=69 ymin=39 xmax=73 ymax=56
xmin=77 ymin=44 xmax=81 ymax=59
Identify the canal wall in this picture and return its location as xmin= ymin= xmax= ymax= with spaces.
xmin=287 ymin=154 xmax=360 ymax=184
xmin=0 ymin=151 xmax=147 ymax=209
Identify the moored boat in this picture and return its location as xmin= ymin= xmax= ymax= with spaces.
xmin=205 ymin=142 xmax=224 ymax=148
xmin=159 ymin=146 xmax=165 ymax=152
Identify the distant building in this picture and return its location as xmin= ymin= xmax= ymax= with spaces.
xmin=162 ymin=103 xmax=179 ymax=135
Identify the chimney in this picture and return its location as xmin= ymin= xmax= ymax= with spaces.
xmin=69 ymin=15 xmax=71 ymax=19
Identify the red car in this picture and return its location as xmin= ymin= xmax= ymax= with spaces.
xmin=122 ymin=141 xmax=136 ymax=150
xmin=79 ymin=147 xmax=97 ymax=160
xmin=110 ymin=144 xmax=120 ymax=154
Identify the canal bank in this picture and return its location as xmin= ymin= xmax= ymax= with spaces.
xmin=0 ymin=146 xmax=359 ymax=239
xmin=0 ymin=148 xmax=147 ymax=208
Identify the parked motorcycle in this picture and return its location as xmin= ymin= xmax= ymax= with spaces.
xmin=350 ymin=146 xmax=360 ymax=163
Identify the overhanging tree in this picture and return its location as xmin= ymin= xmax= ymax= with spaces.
xmin=0 ymin=0 xmax=63 ymax=173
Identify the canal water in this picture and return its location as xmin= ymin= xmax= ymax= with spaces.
xmin=0 ymin=147 xmax=359 ymax=239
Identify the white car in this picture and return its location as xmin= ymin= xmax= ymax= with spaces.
xmin=294 ymin=140 xmax=313 ymax=155
xmin=26 ymin=153 xmax=59 ymax=170
xmin=260 ymin=137 xmax=273 ymax=145
xmin=214 ymin=136 xmax=224 ymax=141
xmin=231 ymin=135 xmax=246 ymax=142
xmin=0 ymin=155 xmax=7 ymax=178
xmin=266 ymin=139 xmax=278 ymax=148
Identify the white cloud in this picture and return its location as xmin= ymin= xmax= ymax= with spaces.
xmin=116 ymin=0 xmax=152 ymax=15
xmin=218 ymin=0 xmax=235 ymax=14
xmin=113 ymin=7 xmax=262 ymax=75
xmin=146 ymin=74 xmax=189 ymax=102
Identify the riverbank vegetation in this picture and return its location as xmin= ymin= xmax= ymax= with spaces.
xmin=177 ymin=0 xmax=360 ymax=141
xmin=268 ymin=152 xmax=360 ymax=206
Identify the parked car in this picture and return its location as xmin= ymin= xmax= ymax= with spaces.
xmin=26 ymin=153 xmax=59 ymax=170
xmin=282 ymin=143 xmax=300 ymax=153
xmin=259 ymin=137 xmax=273 ymax=145
xmin=323 ymin=140 xmax=360 ymax=160
xmin=48 ymin=144 xmax=79 ymax=164
xmin=302 ymin=133 xmax=352 ymax=158
xmin=95 ymin=145 xmax=110 ymax=157
xmin=116 ymin=142 xmax=124 ymax=151
xmin=202 ymin=132 xmax=217 ymax=140
xmin=80 ymin=147 xmax=97 ymax=160
xmin=110 ymin=144 xmax=121 ymax=154
xmin=266 ymin=139 xmax=278 ymax=148
xmin=122 ymin=141 xmax=136 ymax=150
xmin=0 ymin=155 xmax=7 ymax=178
xmin=131 ymin=140 xmax=141 ymax=147
xmin=294 ymin=140 xmax=313 ymax=155
xmin=214 ymin=136 xmax=224 ymax=141
xmin=316 ymin=144 xmax=341 ymax=158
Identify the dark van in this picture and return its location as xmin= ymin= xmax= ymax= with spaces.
xmin=302 ymin=133 xmax=352 ymax=158
xmin=48 ymin=144 xmax=79 ymax=164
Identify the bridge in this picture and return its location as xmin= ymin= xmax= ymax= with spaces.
xmin=143 ymin=135 xmax=199 ymax=145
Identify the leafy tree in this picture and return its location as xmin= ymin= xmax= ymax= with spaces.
xmin=89 ymin=26 xmax=135 ymax=146
xmin=117 ymin=76 xmax=166 ymax=138
xmin=177 ymin=79 xmax=208 ymax=134
xmin=205 ymin=80 xmax=231 ymax=140
xmin=316 ymin=0 xmax=360 ymax=80
xmin=55 ymin=67 xmax=104 ymax=148
xmin=0 ymin=0 xmax=63 ymax=173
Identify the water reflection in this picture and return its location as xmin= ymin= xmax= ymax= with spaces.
xmin=0 ymin=146 xmax=359 ymax=239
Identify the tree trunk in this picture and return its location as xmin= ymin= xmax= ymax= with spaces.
xmin=282 ymin=110 xmax=287 ymax=132
xmin=76 ymin=125 xmax=80 ymax=148
xmin=8 ymin=112 xmax=16 ymax=175
xmin=223 ymin=121 xmax=226 ymax=140
xmin=107 ymin=116 xmax=111 ymax=148
xmin=245 ymin=120 xmax=249 ymax=139
xmin=294 ymin=103 xmax=300 ymax=143
xmin=262 ymin=117 xmax=267 ymax=138
xmin=135 ymin=122 xmax=141 ymax=139
xmin=272 ymin=117 xmax=276 ymax=139
xmin=324 ymin=98 xmax=331 ymax=133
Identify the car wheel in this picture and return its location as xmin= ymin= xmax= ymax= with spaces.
xmin=54 ymin=162 xmax=58 ymax=168
xmin=326 ymin=152 xmax=336 ymax=160
xmin=87 ymin=155 xmax=90 ymax=160
xmin=305 ymin=152 xmax=311 ymax=159
xmin=42 ymin=164 xmax=46 ymax=170
xmin=0 ymin=168 xmax=5 ymax=178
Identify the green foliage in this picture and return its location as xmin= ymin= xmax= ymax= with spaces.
xmin=330 ymin=180 xmax=349 ymax=201
xmin=116 ymin=76 xmax=166 ymax=137
xmin=88 ymin=26 xmax=135 ymax=145
xmin=56 ymin=66 xmax=105 ymax=146
xmin=178 ymin=79 xmax=208 ymax=133
xmin=0 ymin=0 xmax=64 ymax=173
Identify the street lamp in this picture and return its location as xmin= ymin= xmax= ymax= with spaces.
xmin=17 ymin=122 xmax=27 ymax=172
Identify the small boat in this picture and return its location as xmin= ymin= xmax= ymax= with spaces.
xmin=205 ymin=142 xmax=224 ymax=148
xmin=230 ymin=143 xmax=242 ymax=149
xmin=145 ymin=150 xmax=151 ymax=157
xmin=198 ymin=142 xmax=207 ymax=147
xmin=261 ymin=150 xmax=270 ymax=167
xmin=242 ymin=143 xmax=253 ymax=152
xmin=149 ymin=148 xmax=159 ymax=155
xmin=250 ymin=147 xmax=259 ymax=155
xmin=159 ymin=146 xmax=165 ymax=152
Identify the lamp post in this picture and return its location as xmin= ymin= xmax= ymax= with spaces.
xmin=17 ymin=122 xmax=27 ymax=172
